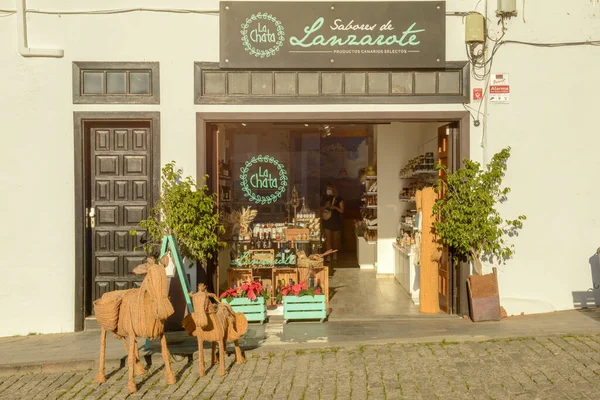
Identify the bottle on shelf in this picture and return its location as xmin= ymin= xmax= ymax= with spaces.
xmin=275 ymin=243 xmax=283 ymax=267
xmin=266 ymin=231 xmax=272 ymax=249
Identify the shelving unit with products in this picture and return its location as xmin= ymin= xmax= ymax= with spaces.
xmin=397 ymin=152 xmax=438 ymax=253
xmin=355 ymin=175 xmax=377 ymax=270
xmin=227 ymin=220 xmax=328 ymax=309
xmin=218 ymin=159 xmax=233 ymax=214
xmin=394 ymin=152 xmax=439 ymax=303
xmin=360 ymin=176 xmax=378 ymax=243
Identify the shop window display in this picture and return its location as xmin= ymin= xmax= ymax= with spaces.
xmin=215 ymin=125 xmax=333 ymax=308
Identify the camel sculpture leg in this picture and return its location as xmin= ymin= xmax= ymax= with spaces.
xmin=211 ymin=342 xmax=218 ymax=365
xmin=234 ymin=340 xmax=245 ymax=364
xmin=95 ymin=327 xmax=108 ymax=383
xmin=127 ymin=335 xmax=137 ymax=393
xmin=219 ymin=338 xmax=227 ymax=376
xmin=197 ymin=336 xmax=206 ymax=377
xmin=121 ymin=338 xmax=146 ymax=376
xmin=160 ymin=333 xmax=176 ymax=385
xmin=134 ymin=340 xmax=146 ymax=375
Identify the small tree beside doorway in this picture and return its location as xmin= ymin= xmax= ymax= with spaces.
xmin=130 ymin=161 xmax=225 ymax=264
xmin=432 ymin=147 xmax=526 ymax=275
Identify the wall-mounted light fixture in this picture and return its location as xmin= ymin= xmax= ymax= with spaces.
xmin=497 ymin=0 xmax=517 ymax=17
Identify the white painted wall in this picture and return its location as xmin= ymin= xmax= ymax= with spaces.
xmin=473 ymin=1 xmax=600 ymax=315
xmin=0 ymin=0 xmax=599 ymax=335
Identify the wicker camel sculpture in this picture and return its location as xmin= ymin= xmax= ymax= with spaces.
xmin=93 ymin=256 xmax=176 ymax=393
xmin=182 ymin=284 xmax=248 ymax=377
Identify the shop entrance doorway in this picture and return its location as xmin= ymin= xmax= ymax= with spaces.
xmin=203 ymin=113 xmax=468 ymax=320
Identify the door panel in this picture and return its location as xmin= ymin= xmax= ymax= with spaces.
xmin=437 ymin=124 xmax=451 ymax=314
xmin=89 ymin=125 xmax=152 ymax=304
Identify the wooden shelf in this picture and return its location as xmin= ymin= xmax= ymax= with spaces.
xmin=401 ymin=222 xmax=417 ymax=231
xmin=399 ymin=170 xmax=438 ymax=179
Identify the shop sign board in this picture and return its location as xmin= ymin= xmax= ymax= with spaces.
xmin=490 ymin=73 xmax=510 ymax=103
xmin=231 ymin=249 xmax=296 ymax=267
xmin=240 ymin=155 xmax=288 ymax=205
xmin=220 ymin=1 xmax=446 ymax=69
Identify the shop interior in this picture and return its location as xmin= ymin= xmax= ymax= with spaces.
xmin=209 ymin=121 xmax=455 ymax=319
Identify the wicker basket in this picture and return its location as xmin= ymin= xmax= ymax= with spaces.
xmin=227 ymin=312 xmax=248 ymax=341
xmin=93 ymin=290 xmax=127 ymax=332
xmin=182 ymin=314 xmax=196 ymax=336
xmin=299 ymin=257 xmax=324 ymax=268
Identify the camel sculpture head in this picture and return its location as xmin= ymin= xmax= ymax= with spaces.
xmin=133 ymin=256 xmax=175 ymax=321
xmin=191 ymin=284 xmax=211 ymax=330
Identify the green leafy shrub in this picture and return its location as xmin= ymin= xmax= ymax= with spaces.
xmin=130 ymin=161 xmax=225 ymax=264
xmin=432 ymin=147 xmax=525 ymax=275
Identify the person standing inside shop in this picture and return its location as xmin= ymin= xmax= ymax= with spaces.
xmin=322 ymin=183 xmax=344 ymax=261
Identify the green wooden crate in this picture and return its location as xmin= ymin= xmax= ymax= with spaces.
xmin=283 ymin=295 xmax=327 ymax=323
xmin=222 ymin=297 xmax=267 ymax=324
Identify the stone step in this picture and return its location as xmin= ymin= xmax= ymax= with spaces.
xmin=84 ymin=316 xmax=101 ymax=331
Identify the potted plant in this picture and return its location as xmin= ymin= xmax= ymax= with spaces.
xmin=278 ymin=281 xmax=326 ymax=323
xmin=130 ymin=161 xmax=225 ymax=329
xmin=432 ymin=147 xmax=526 ymax=321
xmin=220 ymin=281 xmax=270 ymax=324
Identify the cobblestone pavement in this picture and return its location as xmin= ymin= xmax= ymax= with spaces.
xmin=2 ymin=334 xmax=600 ymax=400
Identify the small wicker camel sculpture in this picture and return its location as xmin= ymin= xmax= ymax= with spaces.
xmin=94 ymin=256 xmax=176 ymax=393
xmin=183 ymin=284 xmax=248 ymax=377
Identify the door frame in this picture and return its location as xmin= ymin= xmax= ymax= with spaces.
xmin=197 ymin=110 xmax=470 ymax=314
xmin=73 ymin=111 xmax=161 ymax=331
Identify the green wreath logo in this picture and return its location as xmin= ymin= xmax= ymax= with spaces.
xmin=240 ymin=155 xmax=288 ymax=204
xmin=240 ymin=12 xmax=285 ymax=58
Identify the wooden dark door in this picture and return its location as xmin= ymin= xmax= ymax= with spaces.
xmin=88 ymin=123 xmax=154 ymax=304
xmin=437 ymin=124 xmax=451 ymax=313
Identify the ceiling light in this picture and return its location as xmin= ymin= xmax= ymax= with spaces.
xmin=241 ymin=123 xmax=247 ymax=126
xmin=304 ymin=124 xmax=309 ymax=127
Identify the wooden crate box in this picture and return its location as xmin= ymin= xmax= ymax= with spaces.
xmin=222 ymin=297 xmax=267 ymax=324
xmin=297 ymin=266 xmax=329 ymax=308
xmin=283 ymin=295 xmax=327 ymax=323
xmin=228 ymin=269 xmax=253 ymax=289
xmin=272 ymin=268 xmax=299 ymax=305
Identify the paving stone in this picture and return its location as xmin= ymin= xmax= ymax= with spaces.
xmin=4 ymin=334 xmax=600 ymax=399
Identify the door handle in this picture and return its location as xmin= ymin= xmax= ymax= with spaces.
xmin=88 ymin=207 xmax=96 ymax=228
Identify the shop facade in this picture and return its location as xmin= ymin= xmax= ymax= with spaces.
xmin=1 ymin=0 xmax=600 ymax=336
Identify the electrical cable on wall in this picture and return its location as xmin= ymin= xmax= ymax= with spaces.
xmin=462 ymin=10 xmax=600 ymax=133
xmin=0 ymin=8 xmax=219 ymax=16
